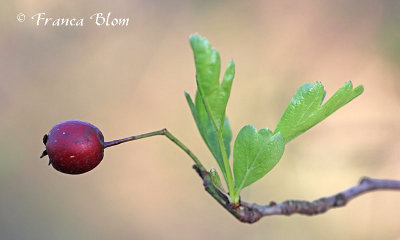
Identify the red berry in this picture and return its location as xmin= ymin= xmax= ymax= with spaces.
xmin=41 ymin=120 xmax=105 ymax=174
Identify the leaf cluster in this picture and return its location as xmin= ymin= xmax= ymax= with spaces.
xmin=185 ymin=34 xmax=364 ymax=204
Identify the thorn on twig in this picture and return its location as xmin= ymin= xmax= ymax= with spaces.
xmin=360 ymin=177 xmax=372 ymax=184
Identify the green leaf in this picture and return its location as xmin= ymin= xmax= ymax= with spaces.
xmin=233 ymin=125 xmax=285 ymax=197
xmin=194 ymin=91 xmax=232 ymax=159
xmin=189 ymin=34 xmax=235 ymax=131
xmin=210 ymin=168 xmax=225 ymax=191
xmin=185 ymin=92 xmax=232 ymax=181
xmin=275 ymin=81 xmax=364 ymax=143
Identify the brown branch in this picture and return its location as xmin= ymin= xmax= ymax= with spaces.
xmin=192 ymin=166 xmax=400 ymax=223
xmin=239 ymin=177 xmax=400 ymax=221
xmin=141 ymin=129 xmax=400 ymax=223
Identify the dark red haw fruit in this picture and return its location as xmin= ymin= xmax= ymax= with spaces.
xmin=41 ymin=120 xmax=105 ymax=174
xmin=41 ymin=120 xmax=155 ymax=174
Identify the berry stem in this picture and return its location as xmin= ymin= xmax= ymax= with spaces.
xmin=104 ymin=129 xmax=165 ymax=148
xmin=104 ymin=129 xmax=206 ymax=172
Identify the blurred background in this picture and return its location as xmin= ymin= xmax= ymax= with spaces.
xmin=1 ymin=0 xmax=400 ymax=239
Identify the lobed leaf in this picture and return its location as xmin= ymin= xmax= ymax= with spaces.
xmin=274 ymin=82 xmax=364 ymax=143
xmin=185 ymin=92 xmax=232 ymax=181
xmin=189 ymin=34 xmax=235 ymax=131
xmin=233 ymin=125 xmax=285 ymax=195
